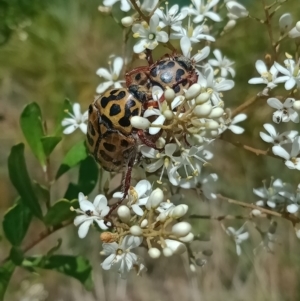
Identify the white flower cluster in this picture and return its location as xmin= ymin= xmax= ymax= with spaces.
xmin=253 ymin=178 xmax=300 ymax=216
xmin=72 ymin=180 xmax=196 ymax=278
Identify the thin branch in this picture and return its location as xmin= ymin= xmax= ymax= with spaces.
xmin=232 ymin=94 xmax=264 ymax=117
xmin=129 ymin=0 xmax=149 ymax=22
xmin=189 ymin=214 xmax=263 ymax=221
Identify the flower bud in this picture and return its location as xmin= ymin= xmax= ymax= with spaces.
xmin=185 ymin=84 xmax=201 ymax=100
xmin=121 ymin=16 xmax=134 ymax=27
xmin=140 ymin=219 xmax=148 ymax=228
xmin=131 ymin=116 xmax=150 ymax=129
xmin=279 ymin=13 xmax=293 ymax=32
xmin=117 ymin=205 xmax=131 ymax=223
xmin=164 ymin=88 xmax=175 ymax=102
xmin=163 ymin=247 xmax=173 ymax=257
xmin=148 ymin=248 xmax=161 ymax=258
xmin=195 ymin=92 xmax=210 ymax=104
xmin=193 ymin=103 xmax=212 ymax=117
xmin=165 ymin=239 xmax=187 ymax=254
xmin=170 ymin=204 xmax=188 ymax=219
xmin=206 ymin=120 xmax=219 ymax=130
xmin=210 ymin=130 xmax=219 ymax=137
xmin=156 ymin=137 xmax=166 ymax=149
xmin=147 ymin=188 xmax=164 ymax=209
xmin=163 ymin=109 xmax=174 ymax=120
xmin=252 ymin=209 xmax=262 ymax=216
xmin=179 ymin=232 xmax=194 ymax=243
xmin=157 ymin=211 xmax=168 ymax=222
xmin=130 ymin=225 xmax=143 ymax=236
xmin=208 ymin=107 xmax=224 ymax=118
xmin=172 ymin=221 xmax=192 ymax=237
xmin=98 ymin=6 xmax=112 ymax=14
xmin=224 ymin=20 xmax=236 ymax=31
xmin=296 ymin=21 xmax=300 ymax=32
xmin=190 ymin=264 xmax=196 ymax=272
xmin=293 ymin=100 xmax=300 ymax=111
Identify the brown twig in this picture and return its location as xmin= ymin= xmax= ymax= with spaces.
xmin=129 ymin=0 xmax=149 ymax=22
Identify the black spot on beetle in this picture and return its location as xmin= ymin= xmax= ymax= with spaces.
xmin=110 ymin=89 xmax=119 ymax=95
xmin=135 ymin=73 xmax=141 ymax=81
xmin=101 ymin=96 xmax=110 ymax=108
xmin=99 ymin=149 xmax=113 ymax=161
xmin=116 ymin=90 xmax=126 ymax=100
xmin=150 ymin=66 xmax=158 ymax=77
xmin=125 ymin=99 xmax=136 ymax=109
xmin=174 ymin=84 xmax=180 ymax=93
xmin=121 ymin=139 xmax=129 ymax=148
xmin=88 ymin=104 xmax=93 ymax=114
xmin=160 ymin=71 xmax=173 ymax=83
xmin=131 ymin=108 xmax=139 ymax=116
xmin=101 ymin=114 xmax=113 ymax=128
xmin=103 ymin=142 xmax=116 ymax=152
xmin=175 ymin=69 xmax=185 ymax=81
xmin=88 ymin=121 xmax=96 ymax=136
xmin=167 ymin=61 xmax=175 ymax=68
xmin=86 ymin=133 xmax=94 ymax=147
xmin=119 ymin=116 xmax=131 ymax=127
xmin=109 ymin=104 xmax=121 ymax=116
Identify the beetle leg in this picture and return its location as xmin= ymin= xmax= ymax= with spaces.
xmin=137 ymin=129 xmax=162 ymax=150
xmin=145 ymin=49 xmax=154 ymax=65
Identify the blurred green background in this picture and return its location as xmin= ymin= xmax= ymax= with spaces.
xmin=1 ymin=0 xmax=300 ymax=300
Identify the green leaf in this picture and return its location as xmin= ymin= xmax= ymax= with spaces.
xmin=44 ymin=199 xmax=78 ymax=226
xmin=0 ymin=260 xmax=15 ymax=300
xmin=46 ymin=239 xmax=62 ymax=257
xmin=20 ymin=102 xmax=46 ymax=168
xmin=54 ymin=99 xmax=73 ymax=135
xmin=41 ymin=136 xmax=62 ymax=157
xmin=56 ymin=141 xmax=88 ymax=179
xmin=64 ymin=156 xmax=98 ymax=200
xmin=9 ymin=247 xmax=24 ymax=265
xmin=3 ymin=199 xmax=32 ymax=246
xmin=8 ymin=144 xmax=43 ymax=219
xmin=23 ymin=255 xmax=93 ymax=290
xmin=33 ymin=181 xmax=50 ymax=204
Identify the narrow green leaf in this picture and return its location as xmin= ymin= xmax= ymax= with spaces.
xmin=0 ymin=260 xmax=15 ymax=300
xmin=33 ymin=181 xmax=50 ymax=204
xmin=8 ymin=144 xmax=43 ymax=219
xmin=56 ymin=141 xmax=88 ymax=179
xmin=23 ymin=255 xmax=93 ymax=290
xmin=64 ymin=156 xmax=98 ymax=199
xmin=46 ymin=239 xmax=62 ymax=257
xmin=3 ymin=199 xmax=32 ymax=246
xmin=41 ymin=136 xmax=62 ymax=157
xmin=20 ymin=102 xmax=46 ymax=168
xmin=44 ymin=199 xmax=78 ymax=226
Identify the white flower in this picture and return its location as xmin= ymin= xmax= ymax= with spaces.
xmin=274 ymin=59 xmax=300 ymax=90
xmin=272 ymin=136 xmax=300 ymax=170
xmin=73 ymin=193 xmax=110 ymax=238
xmin=225 ymin=113 xmax=247 ymax=134
xmin=248 ymin=60 xmax=285 ymax=90
xmin=253 ymin=178 xmax=285 ymax=209
xmin=208 ymin=49 xmax=235 ymax=78
xmin=180 ymin=36 xmax=210 ymax=61
xmin=225 ymin=224 xmax=249 ymax=256
xmin=279 ymin=13 xmax=293 ymax=33
xmin=267 ymin=97 xmax=299 ymax=123
xmin=103 ymin=0 xmax=131 ymax=12
xmin=289 ymin=26 xmax=300 ymax=39
xmin=197 ymin=66 xmax=235 ymax=105
xmin=226 ymin=1 xmax=248 ymax=19
xmin=101 ymin=235 xmax=143 ymax=278
xmin=155 ymin=4 xmax=188 ymax=30
xmin=140 ymin=0 xmax=159 ymax=12
xmin=170 ymin=18 xmax=215 ymax=44
xmin=143 ymin=86 xmax=183 ymax=135
xmin=61 ymin=103 xmax=88 ymax=135
xmin=96 ymin=56 xmax=125 ymax=94
xmin=132 ymin=14 xmax=169 ymax=53
xmin=182 ymin=0 xmax=221 ymax=23
xmin=141 ymin=143 xmax=181 ymax=186
xmin=113 ymin=180 xmax=152 ymax=216
xmin=260 ymin=123 xmax=298 ymax=145
xmin=279 ymin=184 xmax=300 ymax=214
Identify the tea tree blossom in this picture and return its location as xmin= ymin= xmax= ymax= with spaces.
xmin=103 ymin=0 xmax=131 ymax=12
xmin=226 ymin=1 xmax=248 ymax=19
xmin=155 ymin=3 xmax=187 ymax=29
xmin=132 ymin=14 xmax=169 ymax=53
xmin=208 ymin=49 xmax=235 ymax=78
xmin=101 ymin=235 xmax=143 ymax=278
xmin=267 ymin=97 xmax=299 ymax=123
xmin=72 ymin=193 xmax=110 ymax=238
xmin=182 ymin=0 xmax=221 ymax=23
xmin=272 ymin=136 xmax=300 ymax=170
xmin=96 ymin=56 xmax=125 ymax=94
xmin=279 ymin=184 xmax=300 ymax=214
xmin=61 ymin=103 xmax=88 ymax=135
xmin=274 ymin=59 xmax=300 ymax=90
xmin=225 ymin=224 xmax=249 ymax=256
xmin=260 ymin=124 xmax=298 ymax=145
xmin=248 ymin=60 xmax=283 ymax=90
